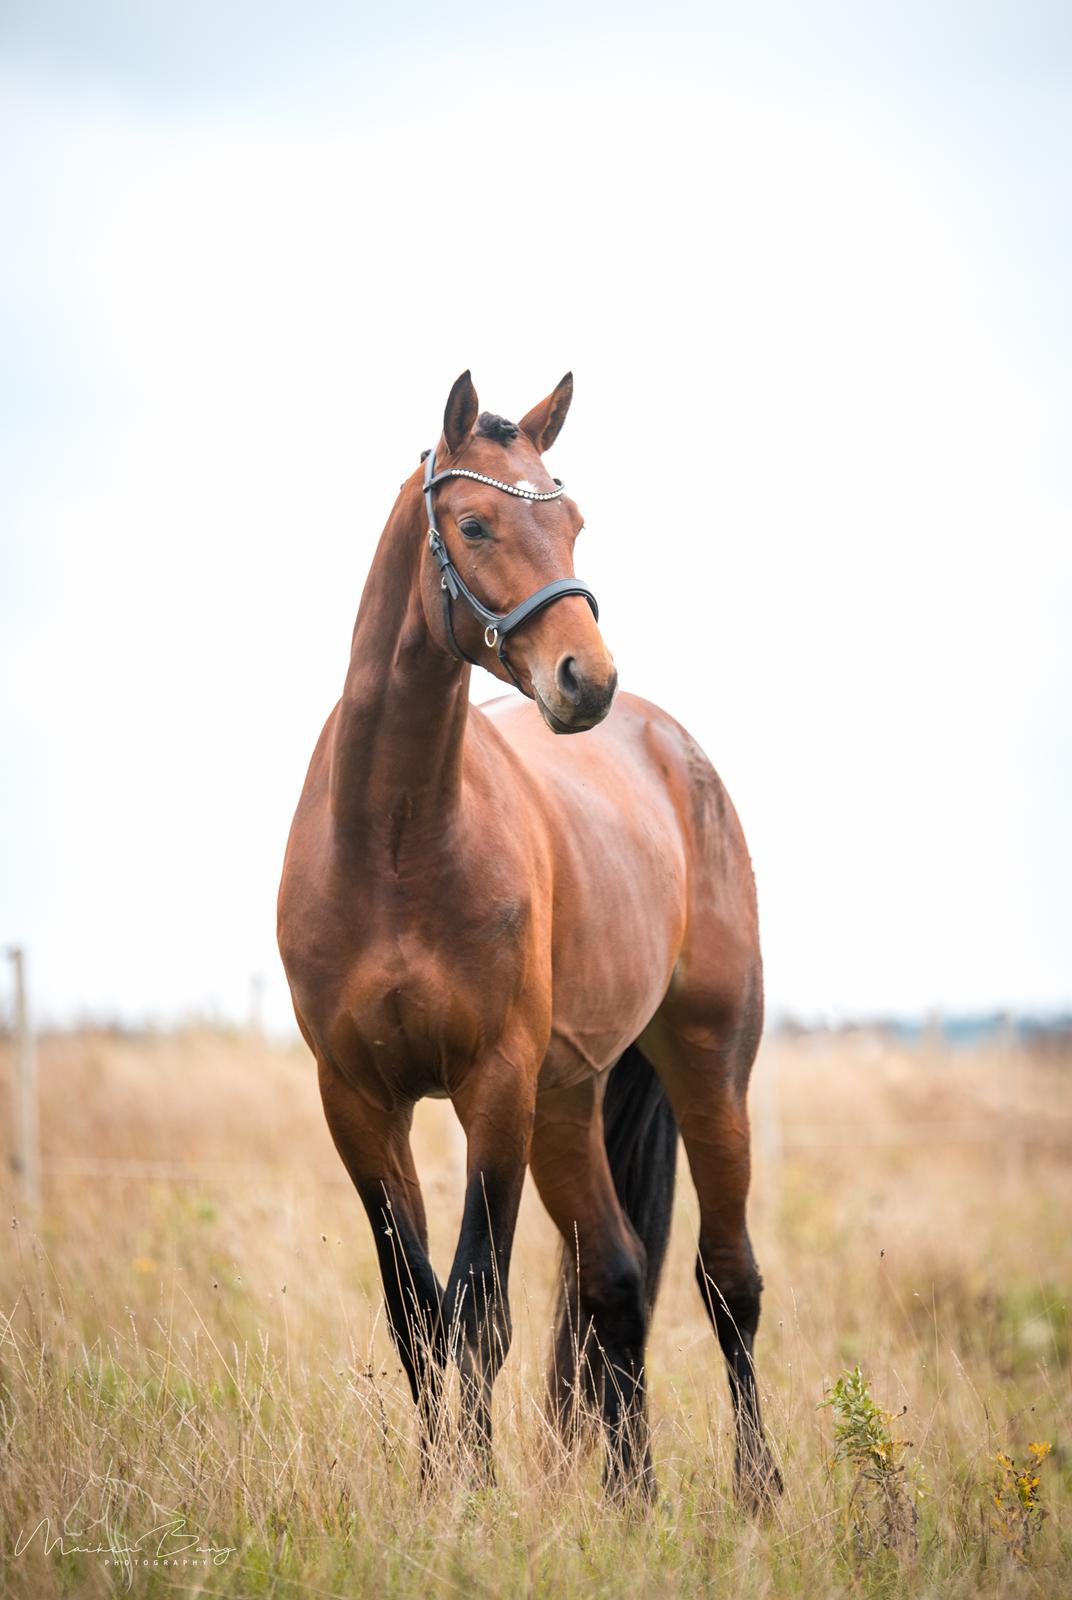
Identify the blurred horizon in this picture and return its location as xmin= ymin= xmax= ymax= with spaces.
xmin=4 ymin=989 xmax=1070 ymax=1045
xmin=2 ymin=2 xmax=1070 ymax=1029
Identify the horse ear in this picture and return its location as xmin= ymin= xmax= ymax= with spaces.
xmin=519 ymin=372 xmax=573 ymax=453
xmin=443 ymin=370 xmax=479 ymax=454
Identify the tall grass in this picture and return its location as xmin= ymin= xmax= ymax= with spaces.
xmin=0 ymin=1028 xmax=1068 ymax=1597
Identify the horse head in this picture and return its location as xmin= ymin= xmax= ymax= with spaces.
xmin=419 ymin=371 xmax=618 ymax=734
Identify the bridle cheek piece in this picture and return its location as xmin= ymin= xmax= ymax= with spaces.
xmin=422 ymin=446 xmax=599 ymax=692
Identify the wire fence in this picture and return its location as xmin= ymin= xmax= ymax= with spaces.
xmin=32 ymin=1117 xmax=1072 ymax=1191
xmin=5 ymin=950 xmax=1071 ymax=1210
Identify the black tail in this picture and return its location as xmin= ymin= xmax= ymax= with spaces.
xmin=549 ymin=1044 xmax=679 ymax=1427
xmin=601 ymin=1044 xmax=679 ymax=1308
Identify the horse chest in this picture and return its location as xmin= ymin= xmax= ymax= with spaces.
xmin=318 ymin=881 xmax=536 ymax=1082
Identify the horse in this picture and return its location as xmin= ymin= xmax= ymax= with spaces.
xmin=277 ymin=372 xmax=782 ymax=1504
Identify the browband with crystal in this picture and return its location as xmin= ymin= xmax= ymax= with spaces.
xmin=425 ymin=466 xmax=567 ymax=502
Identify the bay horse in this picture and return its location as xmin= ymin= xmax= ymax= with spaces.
xmin=277 ymin=372 xmax=782 ymax=1504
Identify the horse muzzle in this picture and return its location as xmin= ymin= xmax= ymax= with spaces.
xmin=534 ymin=657 xmax=618 ymax=735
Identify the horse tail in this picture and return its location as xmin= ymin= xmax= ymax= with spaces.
xmin=601 ymin=1043 xmax=679 ymax=1308
xmin=548 ymin=1043 xmax=678 ymax=1430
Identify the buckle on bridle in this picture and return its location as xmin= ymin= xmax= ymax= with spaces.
xmin=484 ymin=625 xmax=499 ymax=649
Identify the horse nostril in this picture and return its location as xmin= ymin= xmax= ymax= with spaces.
xmin=556 ymin=654 xmax=582 ymax=703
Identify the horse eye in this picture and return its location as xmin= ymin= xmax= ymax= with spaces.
xmin=460 ymin=520 xmax=486 ymax=541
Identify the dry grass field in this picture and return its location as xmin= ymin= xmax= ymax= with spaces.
xmin=0 ymin=1025 xmax=1068 ymax=1598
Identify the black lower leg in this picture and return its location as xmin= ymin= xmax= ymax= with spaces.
xmin=363 ymin=1187 xmax=446 ymax=1466
xmin=444 ymin=1168 xmax=520 ymax=1483
xmin=580 ymin=1252 xmax=654 ymax=1499
xmin=696 ymin=1237 xmax=782 ymax=1504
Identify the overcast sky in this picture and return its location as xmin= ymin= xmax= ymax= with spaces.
xmin=2 ymin=2 xmax=1069 ymax=1030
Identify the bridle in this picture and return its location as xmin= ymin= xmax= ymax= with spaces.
xmin=422 ymin=445 xmax=599 ymax=691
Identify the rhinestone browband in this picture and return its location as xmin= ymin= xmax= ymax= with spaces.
xmin=426 ymin=467 xmax=566 ymax=501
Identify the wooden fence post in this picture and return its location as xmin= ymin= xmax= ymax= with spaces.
xmin=7 ymin=947 xmax=41 ymax=1213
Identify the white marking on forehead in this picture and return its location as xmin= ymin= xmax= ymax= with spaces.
xmin=515 ymin=478 xmax=540 ymax=503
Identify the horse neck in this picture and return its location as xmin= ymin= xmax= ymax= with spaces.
xmin=329 ymin=480 xmax=471 ymax=833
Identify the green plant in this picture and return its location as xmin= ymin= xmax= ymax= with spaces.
xmin=820 ymin=1366 xmax=918 ymax=1557
xmin=989 ymin=1441 xmax=1050 ymax=1561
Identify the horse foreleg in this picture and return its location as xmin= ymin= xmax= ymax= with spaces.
xmin=317 ymin=1060 xmax=447 ymax=1471
xmin=445 ymin=1058 xmax=536 ymax=1485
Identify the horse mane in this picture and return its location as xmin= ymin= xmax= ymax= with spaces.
xmin=476 ymin=412 xmax=520 ymax=444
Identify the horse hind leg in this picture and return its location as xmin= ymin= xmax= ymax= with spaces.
xmin=642 ymin=985 xmax=784 ymax=1510
xmin=532 ymin=1049 xmax=677 ymax=1499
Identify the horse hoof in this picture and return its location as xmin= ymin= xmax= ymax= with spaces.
xmin=735 ymin=1451 xmax=784 ymax=1514
xmin=603 ymin=1447 xmax=659 ymax=1507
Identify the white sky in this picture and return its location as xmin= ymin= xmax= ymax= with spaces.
xmin=2 ymin=2 xmax=1070 ymax=1030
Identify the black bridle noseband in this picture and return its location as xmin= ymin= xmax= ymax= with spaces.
xmin=422 ymin=446 xmax=598 ymax=690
